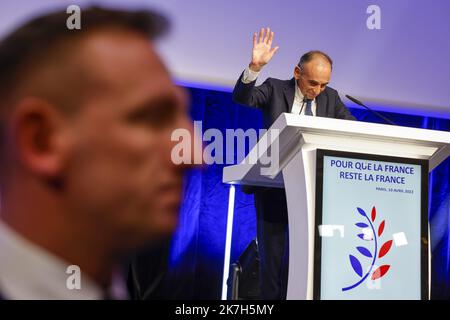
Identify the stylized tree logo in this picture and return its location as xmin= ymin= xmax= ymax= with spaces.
xmin=342 ymin=206 xmax=393 ymax=291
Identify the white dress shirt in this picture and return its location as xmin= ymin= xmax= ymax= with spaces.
xmin=0 ymin=221 xmax=126 ymax=300
xmin=241 ymin=67 xmax=317 ymax=116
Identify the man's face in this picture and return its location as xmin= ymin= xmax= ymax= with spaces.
xmin=63 ymin=31 xmax=195 ymax=248
xmin=294 ymin=58 xmax=331 ymax=100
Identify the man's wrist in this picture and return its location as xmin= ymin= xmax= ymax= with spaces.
xmin=242 ymin=66 xmax=260 ymax=84
xmin=249 ymin=62 xmax=263 ymax=72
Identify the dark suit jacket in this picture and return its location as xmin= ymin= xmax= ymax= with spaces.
xmin=232 ymin=71 xmax=355 ymax=129
xmin=232 ymin=71 xmax=355 ymax=194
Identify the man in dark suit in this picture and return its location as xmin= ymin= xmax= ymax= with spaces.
xmin=232 ymin=27 xmax=355 ymax=299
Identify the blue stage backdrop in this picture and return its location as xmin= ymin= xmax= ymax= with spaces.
xmin=165 ymin=85 xmax=449 ymax=299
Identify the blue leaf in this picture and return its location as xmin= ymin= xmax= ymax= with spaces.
xmin=357 ymin=233 xmax=373 ymax=241
xmin=356 ymin=246 xmax=373 ymax=258
xmin=356 ymin=223 xmax=368 ymax=228
xmin=357 ymin=207 xmax=366 ymax=217
xmin=349 ymin=255 xmax=363 ymax=277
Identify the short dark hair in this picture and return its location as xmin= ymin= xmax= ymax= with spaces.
xmin=0 ymin=6 xmax=169 ymax=108
xmin=298 ymin=50 xmax=333 ymax=70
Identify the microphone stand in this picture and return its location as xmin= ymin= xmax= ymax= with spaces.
xmin=345 ymin=94 xmax=397 ymax=126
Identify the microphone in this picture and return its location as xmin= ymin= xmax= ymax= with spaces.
xmin=345 ymin=95 xmax=397 ymax=126
xmin=299 ymin=97 xmax=313 ymax=115
xmin=299 ymin=98 xmax=307 ymax=114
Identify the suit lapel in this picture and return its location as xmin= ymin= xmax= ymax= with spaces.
xmin=283 ymin=78 xmax=296 ymax=113
xmin=282 ymin=79 xmax=329 ymax=116
xmin=315 ymin=92 xmax=328 ymax=117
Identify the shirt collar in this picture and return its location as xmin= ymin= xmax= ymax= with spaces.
xmin=0 ymin=220 xmax=107 ymax=299
xmin=294 ymin=81 xmax=305 ymax=102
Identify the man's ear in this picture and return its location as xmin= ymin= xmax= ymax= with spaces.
xmin=294 ymin=66 xmax=301 ymax=80
xmin=11 ymin=97 xmax=70 ymax=179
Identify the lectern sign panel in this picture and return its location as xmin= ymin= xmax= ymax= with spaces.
xmin=314 ymin=150 xmax=428 ymax=300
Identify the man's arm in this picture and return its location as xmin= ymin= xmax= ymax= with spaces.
xmin=232 ymin=70 xmax=272 ymax=108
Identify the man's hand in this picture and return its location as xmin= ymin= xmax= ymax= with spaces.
xmin=249 ymin=27 xmax=279 ymax=72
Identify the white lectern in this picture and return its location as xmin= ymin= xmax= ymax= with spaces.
xmin=223 ymin=113 xmax=450 ymax=300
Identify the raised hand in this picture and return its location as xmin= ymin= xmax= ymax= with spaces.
xmin=249 ymin=27 xmax=279 ymax=72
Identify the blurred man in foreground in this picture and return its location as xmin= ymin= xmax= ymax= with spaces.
xmin=0 ymin=6 xmax=195 ymax=299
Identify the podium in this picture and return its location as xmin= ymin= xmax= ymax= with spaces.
xmin=222 ymin=113 xmax=450 ymax=300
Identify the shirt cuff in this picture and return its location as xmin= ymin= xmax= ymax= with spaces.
xmin=241 ymin=67 xmax=260 ymax=84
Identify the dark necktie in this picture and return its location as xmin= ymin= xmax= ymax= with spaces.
xmin=305 ymin=99 xmax=313 ymax=116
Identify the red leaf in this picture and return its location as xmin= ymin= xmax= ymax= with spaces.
xmin=371 ymin=206 xmax=376 ymax=222
xmin=371 ymin=265 xmax=390 ymax=280
xmin=379 ymin=240 xmax=393 ymax=258
xmin=378 ymin=220 xmax=385 ymax=237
